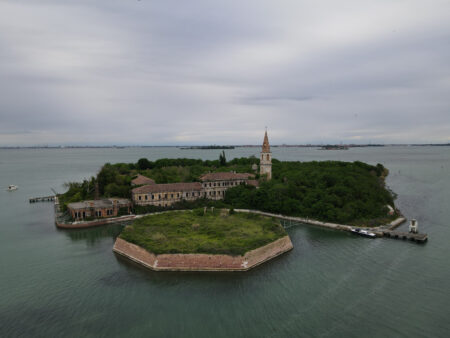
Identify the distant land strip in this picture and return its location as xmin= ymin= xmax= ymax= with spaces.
xmin=0 ymin=143 xmax=449 ymax=149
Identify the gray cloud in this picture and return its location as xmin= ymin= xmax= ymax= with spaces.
xmin=0 ymin=0 xmax=449 ymax=145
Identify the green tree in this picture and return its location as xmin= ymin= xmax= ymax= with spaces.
xmin=219 ymin=151 xmax=227 ymax=166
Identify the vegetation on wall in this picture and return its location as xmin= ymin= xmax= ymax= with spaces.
xmin=120 ymin=210 xmax=286 ymax=255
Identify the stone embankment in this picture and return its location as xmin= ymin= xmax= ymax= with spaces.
xmin=55 ymin=210 xmax=188 ymax=229
xmin=234 ymin=209 xmax=406 ymax=235
xmin=55 ymin=214 xmax=137 ymax=229
xmin=113 ymin=236 xmax=293 ymax=271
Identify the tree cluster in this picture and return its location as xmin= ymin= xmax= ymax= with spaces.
xmin=224 ymin=161 xmax=395 ymax=224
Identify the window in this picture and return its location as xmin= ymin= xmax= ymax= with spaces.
xmin=267 ymin=154 xmax=270 ymax=161
xmin=145 ymin=195 xmax=148 ymax=200
xmin=171 ymin=194 xmax=173 ymax=198
xmin=177 ymin=193 xmax=179 ymax=198
xmin=186 ymin=192 xmax=189 ymax=197
xmin=164 ymin=194 xmax=168 ymax=199
xmin=209 ymin=183 xmax=211 ymax=187
xmin=152 ymin=194 xmax=154 ymax=200
xmin=138 ymin=195 xmax=142 ymax=200
xmin=192 ymin=192 xmax=195 ymax=197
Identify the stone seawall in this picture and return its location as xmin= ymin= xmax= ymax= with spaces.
xmin=235 ymin=209 xmax=406 ymax=234
xmin=113 ymin=236 xmax=293 ymax=271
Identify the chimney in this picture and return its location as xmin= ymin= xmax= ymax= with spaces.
xmin=95 ymin=182 xmax=99 ymax=200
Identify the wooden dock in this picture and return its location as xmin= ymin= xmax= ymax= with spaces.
xmin=29 ymin=195 xmax=55 ymax=203
xmin=381 ymin=230 xmax=428 ymax=243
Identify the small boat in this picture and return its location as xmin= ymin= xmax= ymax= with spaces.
xmin=7 ymin=185 xmax=18 ymax=191
xmin=351 ymin=228 xmax=376 ymax=238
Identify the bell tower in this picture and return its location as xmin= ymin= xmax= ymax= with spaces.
xmin=260 ymin=129 xmax=272 ymax=180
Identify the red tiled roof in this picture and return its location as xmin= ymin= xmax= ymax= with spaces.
xmin=246 ymin=179 xmax=259 ymax=187
xmin=199 ymin=172 xmax=254 ymax=181
xmin=131 ymin=174 xmax=155 ymax=186
xmin=132 ymin=182 xmax=202 ymax=194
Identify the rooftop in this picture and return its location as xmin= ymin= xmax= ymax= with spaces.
xmin=131 ymin=174 xmax=155 ymax=186
xmin=68 ymin=198 xmax=131 ymax=210
xmin=132 ymin=182 xmax=202 ymax=194
xmin=199 ymin=172 xmax=254 ymax=182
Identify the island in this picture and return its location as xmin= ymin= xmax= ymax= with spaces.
xmin=52 ymin=130 xmax=407 ymax=271
xmin=180 ymin=145 xmax=235 ymax=150
xmin=113 ymin=209 xmax=293 ymax=271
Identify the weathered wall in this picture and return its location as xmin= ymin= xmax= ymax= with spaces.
xmin=113 ymin=236 xmax=293 ymax=271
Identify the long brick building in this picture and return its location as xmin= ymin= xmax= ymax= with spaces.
xmin=132 ymin=172 xmax=255 ymax=207
xmin=131 ymin=130 xmax=271 ymax=207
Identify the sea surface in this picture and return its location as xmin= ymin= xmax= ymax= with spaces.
xmin=1 ymin=146 xmax=449 ymax=337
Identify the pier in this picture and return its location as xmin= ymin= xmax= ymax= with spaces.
xmin=29 ymin=195 xmax=55 ymax=203
xmin=235 ymin=209 xmax=428 ymax=244
xmin=381 ymin=230 xmax=428 ymax=243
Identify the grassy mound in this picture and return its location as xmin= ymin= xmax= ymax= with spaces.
xmin=119 ymin=210 xmax=286 ymax=256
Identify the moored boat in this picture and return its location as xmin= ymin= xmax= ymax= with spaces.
xmin=7 ymin=185 xmax=18 ymax=191
xmin=351 ymin=228 xmax=376 ymax=238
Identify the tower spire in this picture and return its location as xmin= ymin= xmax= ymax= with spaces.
xmin=260 ymin=129 xmax=272 ymax=180
xmin=262 ymin=129 xmax=270 ymax=153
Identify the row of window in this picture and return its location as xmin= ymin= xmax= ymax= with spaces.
xmin=74 ymin=209 xmax=113 ymax=218
xmin=137 ymin=189 xmax=228 ymax=202
xmin=203 ymin=181 xmax=243 ymax=188
xmin=138 ymin=191 xmax=200 ymax=201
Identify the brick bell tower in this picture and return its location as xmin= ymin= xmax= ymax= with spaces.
xmin=260 ymin=129 xmax=272 ymax=180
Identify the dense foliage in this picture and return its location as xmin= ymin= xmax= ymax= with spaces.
xmin=59 ymin=154 xmax=396 ymax=225
xmin=120 ymin=210 xmax=286 ymax=255
xmin=224 ymin=160 xmax=394 ymax=225
xmin=59 ymin=155 xmax=258 ymax=210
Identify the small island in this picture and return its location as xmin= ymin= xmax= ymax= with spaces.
xmin=114 ymin=209 xmax=293 ymax=271
xmin=52 ymin=129 xmax=408 ymax=271
xmin=180 ymin=145 xmax=235 ymax=150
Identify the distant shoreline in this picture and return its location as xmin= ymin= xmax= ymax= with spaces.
xmin=1 ymin=143 xmax=449 ymax=149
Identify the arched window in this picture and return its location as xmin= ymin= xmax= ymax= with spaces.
xmin=266 ymin=154 xmax=270 ymax=161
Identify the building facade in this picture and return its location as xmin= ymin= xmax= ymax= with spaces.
xmin=131 ymin=130 xmax=271 ymax=207
xmin=67 ymin=198 xmax=132 ymax=220
xmin=260 ymin=130 xmax=272 ymax=180
xmin=132 ymin=173 xmax=255 ymax=207
xmin=200 ymin=172 xmax=255 ymax=200
xmin=132 ymin=182 xmax=203 ymax=207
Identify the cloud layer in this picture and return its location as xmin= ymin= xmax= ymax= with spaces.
xmin=1 ymin=0 xmax=449 ymax=145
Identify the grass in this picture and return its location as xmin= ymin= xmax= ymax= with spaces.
xmin=119 ymin=209 xmax=287 ymax=256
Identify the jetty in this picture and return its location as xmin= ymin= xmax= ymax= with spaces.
xmin=380 ymin=230 xmax=428 ymax=243
xmin=235 ymin=209 xmax=428 ymax=244
xmin=29 ymin=195 xmax=55 ymax=203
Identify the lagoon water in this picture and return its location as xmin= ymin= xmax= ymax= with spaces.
xmin=1 ymin=146 xmax=449 ymax=337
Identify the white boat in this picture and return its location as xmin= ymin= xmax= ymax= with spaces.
xmin=7 ymin=185 xmax=18 ymax=191
xmin=351 ymin=228 xmax=376 ymax=238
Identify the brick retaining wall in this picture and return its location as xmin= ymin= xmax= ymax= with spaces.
xmin=113 ymin=236 xmax=293 ymax=271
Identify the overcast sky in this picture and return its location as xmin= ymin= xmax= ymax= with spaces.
xmin=1 ymin=0 xmax=449 ymax=146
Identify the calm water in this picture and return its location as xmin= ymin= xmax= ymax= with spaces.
xmin=1 ymin=146 xmax=449 ymax=337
